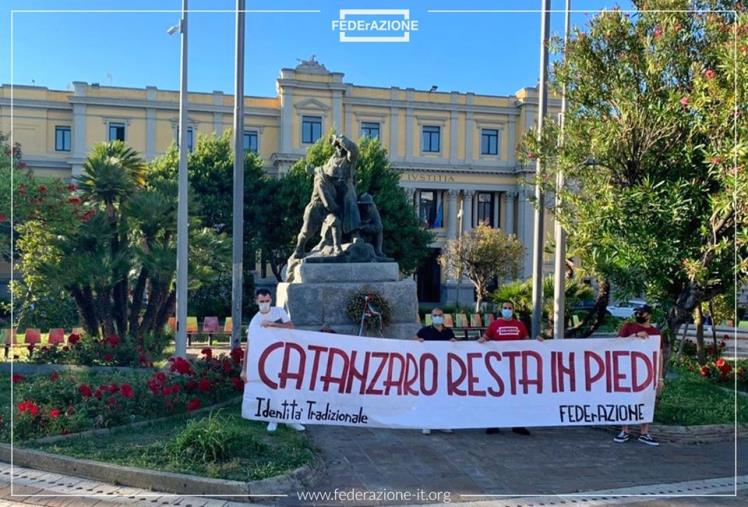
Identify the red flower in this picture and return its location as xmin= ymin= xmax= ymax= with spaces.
xmin=106 ymin=335 xmax=120 ymax=347
xmin=94 ymin=388 xmax=103 ymax=399
xmin=230 ymin=348 xmax=244 ymax=364
xmin=0 ymin=214 xmax=7 ymax=223
xmin=38 ymin=185 xmax=47 ymax=193
xmin=120 ymin=384 xmax=134 ymax=398
xmin=186 ymin=379 xmax=198 ymax=392
xmin=653 ymin=25 xmax=663 ymax=38
xmin=68 ymin=333 xmax=80 ymax=345
xmin=49 ymin=408 xmax=61 ymax=418
xmin=700 ymin=366 xmax=710 ymax=377
xmin=67 ymin=183 xmax=77 ymax=192
xmin=107 ymin=396 xmax=117 ymax=407
xmin=18 ymin=400 xmax=40 ymax=416
xmin=170 ymin=357 xmax=193 ymax=375
xmin=222 ymin=360 xmax=233 ymax=374
xmin=49 ymin=372 xmax=60 ymax=382
xmin=201 ymin=347 xmax=212 ymax=359
xmin=68 ymin=197 xmax=81 ymax=205
xmin=716 ymin=358 xmax=727 ymax=368
xmin=81 ymin=209 xmax=95 ymax=222
xmin=704 ymin=68 xmax=716 ymax=80
xmin=155 ymin=371 xmax=167 ymax=383
xmin=78 ymin=384 xmax=93 ymax=397
xmin=711 ymin=156 xmax=722 ymax=165
xmin=186 ymin=398 xmax=201 ymax=412
xmin=12 ymin=374 xmax=25 ymax=383
xmin=198 ymin=378 xmax=212 ymax=392
xmin=103 ymin=353 xmax=114 ymax=362
xmin=680 ymin=96 xmax=689 ymax=106
xmin=231 ymin=377 xmax=244 ymax=391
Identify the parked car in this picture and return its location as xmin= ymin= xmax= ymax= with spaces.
xmin=606 ymin=299 xmax=648 ymax=319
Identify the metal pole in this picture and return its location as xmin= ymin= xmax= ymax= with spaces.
xmin=531 ymin=0 xmax=551 ymax=339
xmin=455 ymin=207 xmax=463 ymax=309
xmin=175 ymin=0 xmax=189 ymax=358
xmin=553 ymin=0 xmax=571 ymax=339
xmin=230 ymin=0 xmax=246 ymax=350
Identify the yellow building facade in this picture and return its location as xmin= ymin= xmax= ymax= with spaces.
xmin=0 ymin=58 xmax=560 ymax=305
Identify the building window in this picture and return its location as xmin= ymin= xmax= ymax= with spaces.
xmin=55 ymin=126 xmax=71 ymax=152
xmin=243 ymin=130 xmax=259 ymax=153
xmin=421 ymin=126 xmax=440 ymax=153
xmin=302 ymin=116 xmax=322 ymax=144
xmin=108 ymin=123 xmax=126 ymax=142
xmin=361 ymin=122 xmax=380 ymax=140
xmin=481 ymin=129 xmax=499 ymax=155
xmin=419 ymin=190 xmax=443 ymax=228
xmin=176 ymin=126 xmax=195 ymax=152
xmin=476 ymin=192 xmax=494 ymax=227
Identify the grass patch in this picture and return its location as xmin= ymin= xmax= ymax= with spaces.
xmin=655 ymin=369 xmax=748 ymax=425
xmin=27 ymin=403 xmax=315 ymax=482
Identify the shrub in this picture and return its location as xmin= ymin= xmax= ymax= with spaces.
xmin=168 ymin=411 xmax=263 ymax=463
xmin=27 ymin=331 xmax=170 ymax=367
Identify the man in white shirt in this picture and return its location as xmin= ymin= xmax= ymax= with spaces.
xmin=240 ymin=288 xmax=305 ymax=433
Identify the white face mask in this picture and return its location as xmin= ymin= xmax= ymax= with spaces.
xmin=258 ymin=302 xmax=271 ymax=313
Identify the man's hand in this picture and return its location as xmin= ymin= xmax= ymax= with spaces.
xmin=536 ymin=335 xmax=545 ymax=342
xmin=637 ymin=331 xmax=649 ymax=338
xmin=240 ymin=370 xmax=248 ymax=384
xmin=417 ymin=337 xmax=424 ymax=342
xmin=450 ymin=338 xmax=457 ymax=342
xmin=478 ymin=337 xmax=488 ymax=344
xmin=656 ymin=378 xmax=664 ymax=396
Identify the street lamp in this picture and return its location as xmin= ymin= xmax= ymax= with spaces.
xmin=455 ymin=207 xmax=464 ymax=309
xmin=169 ymin=0 xmax=189 ymax=358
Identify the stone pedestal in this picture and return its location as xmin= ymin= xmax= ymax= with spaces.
xmin=276 ymin=262 xmax=420 ymax=340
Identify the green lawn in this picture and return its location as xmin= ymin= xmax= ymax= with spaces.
xmin=655 ymin=369 xmax=748 ymax=425
xmin=28 ymin=403 xmax=315 ymax=482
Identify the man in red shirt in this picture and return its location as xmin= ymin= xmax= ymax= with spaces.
xmin=614 ymin=304 xmax=663 ymax=446
xmin=479 ymin=301 xmax=533 ymax=435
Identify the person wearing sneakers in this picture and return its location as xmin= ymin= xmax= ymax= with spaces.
xmin=613 ymin=304 xmax=663 ymax=446
xmin=240 ymin=289 xmax=306 ymax=433
xmin=415 ymin=307 xmax=456 ymax=435
xmin=479 ymin=301 xmax=541 ymax=436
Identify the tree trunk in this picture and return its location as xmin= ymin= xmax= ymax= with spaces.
xmin=154 ymin=290 xmax=176 ymax=335
xmin=695 ymin=303 xmax=706 ymax=365
xmin=566 ymin=277 xmax=610 ymax=338
xmin=96 ymin=288 xmax=115 ymax=337
xmin=708 ymin=300 xmax=718 ymax=354
xmin=128 ymin=267 xmax=149 ymax=336
xmin=137 ymin=278 xmax=166 ymax=339
xmin=474 ymin=283 xmax=484 ymax=313
xmin=69 ymin=285 xmax=99 ymax=336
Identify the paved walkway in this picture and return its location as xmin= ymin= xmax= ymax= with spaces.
xmin=1 ymin=426 xmax=746 ymax=506
xmin=295 ymin=425 xmax=747 ymax=504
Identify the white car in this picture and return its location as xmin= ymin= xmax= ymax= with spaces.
xmin=607 ymin=300 xmax=648 ymax=319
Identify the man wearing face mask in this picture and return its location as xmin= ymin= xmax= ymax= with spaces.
xmin=614 ymin=304 xmax=662 ymax=446
xmin=240 ymin=289 xmax=305 ymax=433
xmin=415 ymin=308 xmax=456 ymax=435
xmin=479 ymin=301 xmax=533 ymax=436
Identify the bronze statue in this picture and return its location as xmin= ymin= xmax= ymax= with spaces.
xmin=286 ymin=135 xmax=391 ymax=281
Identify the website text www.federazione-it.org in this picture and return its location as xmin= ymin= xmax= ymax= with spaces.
xmin=297 ymin=488 xmax=452 ymax=504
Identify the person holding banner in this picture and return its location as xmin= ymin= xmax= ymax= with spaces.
xmin=479 ymin=301 xmax=536 ymax=436
xmin=240 ymin=289 xmax=306 ymax=433
xmin=614 ymin=304 xmax=663 ymax=446
xmin=416 ymin=307 xmax=457 ymax=435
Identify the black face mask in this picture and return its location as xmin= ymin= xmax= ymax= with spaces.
xmin=635 ymin=314 xmax=648 ymax=324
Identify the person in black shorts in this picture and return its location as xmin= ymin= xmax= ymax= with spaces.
xmin=415 ymin=307 xmax=456 ymax=435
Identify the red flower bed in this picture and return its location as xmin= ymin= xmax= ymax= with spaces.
xmin=6 ymin=350 xmax=243 ymax=441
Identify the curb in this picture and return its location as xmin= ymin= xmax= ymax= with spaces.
xmin=594 ymin=423 xmax=748 ymax=444
xmin=0 ymin=444 xmax=324 ymax=500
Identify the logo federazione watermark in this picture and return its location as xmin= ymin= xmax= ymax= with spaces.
xmin=331 ymin=9 xmax=419 ymax=43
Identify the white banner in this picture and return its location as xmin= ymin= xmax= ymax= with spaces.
xmin=242 ymin=328 xmax=661 ymax=429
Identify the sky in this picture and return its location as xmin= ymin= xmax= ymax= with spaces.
xmin=1 ymin=0 xmax=635 ymax=98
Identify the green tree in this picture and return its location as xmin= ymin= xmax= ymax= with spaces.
xmin=440 ymin=225 xmax=525 ymax=312
xmin=519 ymin=1 xmax=748 ymax=358
xmin=16 ymin=141 xmax=230 ymax=342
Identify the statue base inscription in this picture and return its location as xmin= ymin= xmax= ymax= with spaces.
xmin=276 ymin=262 xmax=420 ymax=340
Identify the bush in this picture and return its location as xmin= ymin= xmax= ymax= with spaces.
xmin=27 ymin=331 xmax=170 ymax=368
xmin=169 ymin=410 xmax=264 ymax=464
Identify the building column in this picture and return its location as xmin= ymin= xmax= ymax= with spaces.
xmin=70 ymin=82 xmax=88 ymax=178
xmin=280 ymin=88 xmax=293 ymax=153
xmin=211 ymin=91 xmax=224 ymax=136
xmin=518 ymin=190 xmax=534 ymax=278
xmin=446 ymin=190 xmax=459 ymax=240
xmin=465 ymin=93 xmax=474 ymax=162
xmin=389 ymin=87 xmax=400 ymax=159
xmin=493 ymin=192 xmax=500 ymax=228
xmin=405 ymin=187 xmax=416 ymax=206
xmin=462 ymin=190 xmax=474 ymax=235
xmin=405 ymin=88 xmax=414 ymax=162
xmin=504 ymin=191 xmax=517 ymax=235
xmin=333 ymin=89 xmax=343 ymax=134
